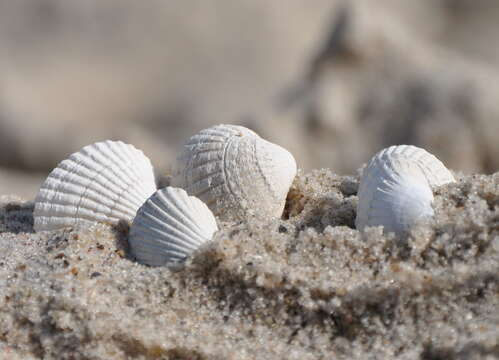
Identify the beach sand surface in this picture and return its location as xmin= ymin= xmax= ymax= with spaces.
xmin=0 ymin=170 xmax=497 ymax=359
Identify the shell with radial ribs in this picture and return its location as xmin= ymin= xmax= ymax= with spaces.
xmin=33 ymin=140 xmax=157 ymax=231
xmin=356 ymin=145 xmax=455 ymax=235
xmin=129 ymin=187 xmax=218 ymax=266
xmin=171 ymin=124 xmax=297 ymax=221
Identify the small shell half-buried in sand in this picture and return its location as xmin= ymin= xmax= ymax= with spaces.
xmin=356 ymin=145 xmax=455 ymax=235
xmin=129 ymin=187 xmax=218 ymax=267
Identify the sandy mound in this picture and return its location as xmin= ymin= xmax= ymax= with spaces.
xmin=0 ymin=170 xmax=497 ymax=359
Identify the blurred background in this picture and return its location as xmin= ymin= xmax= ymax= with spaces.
xmin=0 ymin=0 xmax=498 ymax=198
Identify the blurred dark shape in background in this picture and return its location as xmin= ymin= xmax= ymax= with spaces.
xmin=0 ymin=0 xmax=498 ymax=198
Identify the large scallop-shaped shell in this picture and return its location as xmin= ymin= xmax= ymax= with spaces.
xmin=129 ymin=187 xmax=218 ymax=267
xmin=171 ymin=124 xmax=297 ymax=221
xmin=356 ymin=145 xmax=455 ymax=234
xmin=34 ymin=140 xmax=157 ymax=231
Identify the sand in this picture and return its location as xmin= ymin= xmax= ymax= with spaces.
xmin=0 ymin=170 xmax=497 ymax=359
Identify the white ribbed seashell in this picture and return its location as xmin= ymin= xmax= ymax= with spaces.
xmin=171 ymin=124 xmax=297 ymax=221
xmin=356 ymin=145 xmax=455 ymax=235
xmin=33 ymin=140 xmax=156 ymax=231
xmin=129 ymin=187 xmax=218 ymax=267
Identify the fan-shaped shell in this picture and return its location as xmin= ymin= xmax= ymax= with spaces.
xmin=171 ymin=124 xmax=297 ymax=221
xmin=129 ymin=187 xmax=218 ymax=267
xmin=34 ymin=140 xmax=156 ymax=231
xmin=356 ymin=145 xmax=455 ymax=234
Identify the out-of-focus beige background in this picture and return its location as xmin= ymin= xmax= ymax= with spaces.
xmin=0 ymin=0 xmax=498 ymax=198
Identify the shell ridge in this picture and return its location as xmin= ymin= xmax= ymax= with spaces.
xmin=130 ymin=237 xmax=190 ymax=259
xmin=41 ymin=177 xmax=140 ymax=220
xmin=35 ymin=216 xmax=94 ymax=231
xmin=113 ymin=141 xmax=155 ymax=188
xmin=173 ymin=189 xmax=212 ymax=235
xmin=70 ymin=156 xmax=108 ymax=226
xmin=134 ymin=248 xmax=187 ymax=264
xmin=132 ymin=244 xmax=188 ymax=261
xmin=187 ymin=168 xmax=224 ymax=193
xmin=113 ymin=142 xmax=150 ymax=184
xmin=132 ymin=230 xmax=202 ymax=254
xmin=133 ymin=222 xmax=203 ymax=249
xmin=69 ymin=153 xmax=129 ymax=194
xmin=54 ymin=171 xmax=123 ymax=211
xmin=108 ymin=142 xmax=148 ymax=190
xmin=200 ymin=129 xmax=235 ymax=138
xmin=44 ymin=168 xmax=116 ymax=200
xmin=131 ymin=224 xmax=201 ymax=251
xmin=187 ymin=195 xmax=217 ymax=231
xmin=135 ymin=208 xmax=205 ymax=246
xmin=186 ymin=137 xmax=226 ymax=146
xmin=131 ymin=238 xmax=199 ymax=259
xmin=73 ymin=160 xmax=119 ymax=223
xmin=190 ymin=178 xmax=224 ymax=201
xmin=253 ymin=139 xmax=292 ymax=203
xmin=104 ymin=141 xmax=156 ymax=216
xmin=221 ymin=134 xmax=242 ymax=209
xmin=109 ymin=179 xmax=148 ymax=219
xmin=187 ymin=157 xmax=223 ymax=172
xmin=34 ymin=157 xmax=88 ymax=228
xmin=34 ymin=203 xmax=79 ymax=218
xmin=184 ymin=147 xmax=224 ymax=158
xmin=159 ymin=189 xmax=210 ymax=238
xmin=38 ymin=208 xmax=107 ymax=224
xmin=143 ymin=193 xmax=208 ymax=241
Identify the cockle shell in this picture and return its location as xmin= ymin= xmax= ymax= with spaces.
xmin=356 ymin=145 xmax=455 ymax=235
xmin=171 ymin=124 xmax=297 ymax=221
xmin=129 ymin=187 xmax=218 ymax=267
xmin=33 ymin=140 xmax=156 ymax=231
